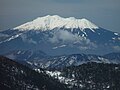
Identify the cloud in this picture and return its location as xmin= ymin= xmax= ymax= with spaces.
xmin=49 ymin=30 xmax=97 ymax=50
xmin=113 ymin=46 xmax=120 ymax=51
xmin=21 ymin=34 xmax=37 ymax=44
xmin=49 ymin=30 xmax=81 ymax=43
xmin=78 ymin=42 xmax=97 ymax=50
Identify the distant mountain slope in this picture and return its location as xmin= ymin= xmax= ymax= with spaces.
xmin=4 ymin=50 xmax=120 ymax=69
xmin=0 ymin=15 xmax=119 ymax=55
xmin=47 ymin=62 xmax=120 ymax=90
xmin=5 ymin=49 xmax=47 ymax=61
xmin=0 ymin=56 xmax=68 ymax=90
xmin=27 ymin=53 xmax=120 ymax=69
xmin=104 ymin=52 xmax=120 ymax=61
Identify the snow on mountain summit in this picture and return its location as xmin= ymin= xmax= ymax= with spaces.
xmin=13 ymin=15 xmax=99 ymax=31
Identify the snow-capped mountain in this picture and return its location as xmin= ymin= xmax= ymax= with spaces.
xmin=0 ymin=15 xmax=120 ymax=55
xmin=14 ymin=15 xmax=98 ymax=31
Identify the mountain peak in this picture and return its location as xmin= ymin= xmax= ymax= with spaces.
xmin=13 ymin=15 xmax=99 ymax=31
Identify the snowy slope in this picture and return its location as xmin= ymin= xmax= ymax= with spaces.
xmin=14 ymin=15 xmax=98 ymax=31
xmin=45 ymin=62 xmax=120 ymax=90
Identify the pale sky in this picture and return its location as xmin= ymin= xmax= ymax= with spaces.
xmin=0 ymin=0 xmax=120 ymax=32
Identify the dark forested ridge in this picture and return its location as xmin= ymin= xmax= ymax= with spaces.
xmin=54 ymin=62 xmax=120 ymax=90
xmin=0 ymin=56 xmax=68 ymax=90
xmin=0 ymin=56 xmax=120 ymax=90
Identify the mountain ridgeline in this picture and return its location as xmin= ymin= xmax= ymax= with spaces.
xmin=0 ymin=15 xmax=119 ymax=56
xmin=20 ymin=52 xmax=120 ymax=69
